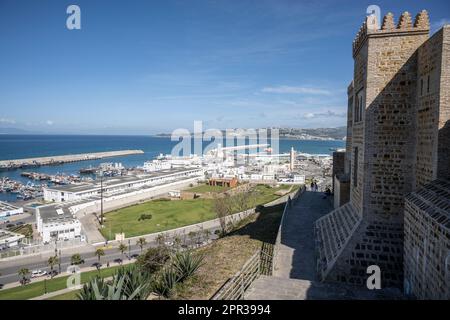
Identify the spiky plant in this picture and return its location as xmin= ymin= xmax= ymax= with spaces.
xmin=152 ymin=267 xmax=178 ymax=299
xmin=115 ymin=265 xmax=152 ymax=300
xmin=77 ymin=268 xmax=148 ymax=300
xmin=172 ymin=250 xmax=204 ymax=282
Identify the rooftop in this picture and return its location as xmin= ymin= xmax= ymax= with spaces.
xmin=45 ymin=167 xmax=202 ymax=193
xmin=0 ymin=201 xmax=21 ymax=212
xmin=0 ymin=230 xmax=25 ymax=242
xmin=38 ymin=204 xmax=77 ymax=224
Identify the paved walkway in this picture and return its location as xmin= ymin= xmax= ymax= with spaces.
xmin=274 ymin=191 xmax=333 ymax=280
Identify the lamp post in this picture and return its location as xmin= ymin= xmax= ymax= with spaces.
xmin=128 ymin=239 xmax=131 ymax=260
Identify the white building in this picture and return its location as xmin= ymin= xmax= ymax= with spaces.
xmin=0 ymin=230 xmax=25 ymax=249
xmin=43 ymin=167 xmax=204 ymax=203
xmin=36 ymin=205 xmax=82 ymax=244
xmin=142 ymin=160 xmax=172 ymax=172
xmin=0 ymin=201 xmax=23 ymax=218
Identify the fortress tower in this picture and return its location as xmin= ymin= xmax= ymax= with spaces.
xmin=316 ymin=10 xmax=450 ymax=296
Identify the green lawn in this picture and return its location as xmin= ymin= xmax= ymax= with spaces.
xmin=0 ymin=265 xmax=122 ymax=300
xmin=101 ymin=185 xmax=291 ymax=240
xmin=187 ymin=184 xmax=230 ymax=193
xmin=47 ymin=290 xmax=80 ymax=300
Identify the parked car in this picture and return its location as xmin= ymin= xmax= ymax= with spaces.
xmin=48 ymin=270 xmax=58 ymax=277
xmin=31 ymin=270 xmax=47 ymax=278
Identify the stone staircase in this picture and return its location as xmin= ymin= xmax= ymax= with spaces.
xmin=244 ymin=275 xmax=402 ymax=300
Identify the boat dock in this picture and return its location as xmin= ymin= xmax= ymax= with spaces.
xmin=0 ymin=150 xmax=144 ymax=170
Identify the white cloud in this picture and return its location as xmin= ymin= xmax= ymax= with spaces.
xmin=262 ymin=86 xmax=331 ymax=95
xmin=302 ymin=110 xmax=346 ymax=119
xmin=0 ymin=118 xmax=16 ymax=125
xmin=46 ymin=120 xmax=54 ymax=126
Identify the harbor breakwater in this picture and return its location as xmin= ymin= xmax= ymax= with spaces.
xmin=0 ymin=150 xmax=144 ymax=170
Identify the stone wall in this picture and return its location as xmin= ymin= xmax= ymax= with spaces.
xmin=415 ymin=26 xmax=450 ymax=187
xmin=403 ymin=179 xmax=450 ymax=299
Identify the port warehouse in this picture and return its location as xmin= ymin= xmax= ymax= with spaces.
xmin=35 ymin=167 xmax=204 ymax=243
xmin=43 ymin=167 xmax=204 ymax=202
xmin=0 ymin=201 xmax=23 ymax=218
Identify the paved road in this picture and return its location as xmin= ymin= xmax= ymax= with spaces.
xmin=0 ymin=231 xmax=219 ymax=287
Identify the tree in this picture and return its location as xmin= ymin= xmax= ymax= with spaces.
xmin=136 ymin=237 xmax=147 ymax=253
xmin=136 ymin=246 xmax=171 ymax=275
xmin=95 ymin=248 xmax=105 ymax=263
xmin=213 ymin=193 xmax=233 ymax=236
xmin=71 ymin=253 xmax=84 ymax=265
xmin=155 ymin=233 xmax=167 ymax=247
xmin=18 ymin=268 xmax=30 ymax=285
xmin=47 ymin=256 xmax=59 ymax=279
xmin=118 ymin=242 xmax=127 ymax=263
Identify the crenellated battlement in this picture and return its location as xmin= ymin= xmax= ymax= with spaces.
xmin=352 ymin=10 xmax=430 ymax=57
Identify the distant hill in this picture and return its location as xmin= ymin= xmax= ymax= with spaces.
xmin=0 ymin=127 xmax=37 ymax=134
xmin=279 ymin=127 xmax=347 ymax=140
xmin=154 ymin=126 xmax=347 ymax=141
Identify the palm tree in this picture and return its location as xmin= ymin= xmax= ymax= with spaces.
xmin=118 ymin=243 xmax=127 ymax=264
xmin=136 ymin=237 xmax=147 ymax=253
xmin=71 ymin=253 xmax=84 ymax=265
xmin=18 ymin=268 xmax=30 ymax=285
xmin=47 ymin=256 xmax=59 ymax=279
xmin=95 ymin=248 xmax=105 ymax=264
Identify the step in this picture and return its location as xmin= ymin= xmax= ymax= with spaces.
xmin=244 ymin=275 xmax=403 ymax=300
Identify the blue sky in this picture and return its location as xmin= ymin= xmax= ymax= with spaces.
xmin=0 ymin=0 xmax=449 ymax=135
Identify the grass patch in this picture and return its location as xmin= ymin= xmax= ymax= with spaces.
xmin=187 ymin=184 xmax=230 ymax=193
xmin=8 ymin=224 xmax=33 ymax=238
xmin=102 ymin=185 xmax=289 ymax=240
xmin=46 ymin=290 xmax=80 ymax=300
xmin=0 ymin=265 xmax=123 ymax=300
xmin=172 ymin=206 xmax=283 ymax=300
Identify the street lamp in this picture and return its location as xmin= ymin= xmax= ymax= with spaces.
xmin=128 ymin=239 xmax=131 ymax=260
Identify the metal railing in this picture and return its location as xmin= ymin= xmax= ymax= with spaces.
xmin=212 ymin=246 xmax=274 ymax=300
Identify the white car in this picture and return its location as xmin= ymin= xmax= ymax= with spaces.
xmin=31 ymin=269 xmax=47 ymax=278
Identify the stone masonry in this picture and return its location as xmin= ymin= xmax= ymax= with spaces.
xmin=316 ymin=10 xmax=450 ymax=297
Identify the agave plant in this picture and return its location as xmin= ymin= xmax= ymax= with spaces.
xmin=172 ymin=250 xmax=204 ymax=282
xmin=77 ymin=267 xmax=149 ymax=300
xmin=152 ymin=267 xmax=179 ymax=299
xmin=115 ymin=265 xmax=152 ymax=300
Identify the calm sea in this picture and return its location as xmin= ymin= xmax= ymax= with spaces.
xmin=0 ymin=135 xmax=344 ymax=201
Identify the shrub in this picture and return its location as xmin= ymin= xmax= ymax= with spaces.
xmin=136 ymin=246 xmax=171 ymax=275
xmin=138 ymin=213 xmax=153 ymax=221
xmin=171 ymin=251 xmax=204 ymax=282
xmin=152 ymin=267 xmax=178 ymax=299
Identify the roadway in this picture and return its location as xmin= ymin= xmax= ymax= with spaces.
xmin=0 ymin=228 xmax=219 ymax=287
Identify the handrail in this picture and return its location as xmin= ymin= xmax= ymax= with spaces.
xmin=211 ymin=251 xmax=261 ymax=300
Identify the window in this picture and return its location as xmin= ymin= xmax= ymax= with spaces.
xmin=427 ymin=75 xmax=430 ymax=93
xmin=353 ymin=147 xmax=358 ymax=187
xmin=354 ymin=89 xmax=364 ymax=123
xmin=420 ymin=78 xmax=424 ymax=96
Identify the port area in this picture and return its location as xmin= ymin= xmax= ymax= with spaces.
xmin=0 ymin=150 xmax=144 ymax=170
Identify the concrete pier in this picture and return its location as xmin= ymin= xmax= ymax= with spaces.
xmin=0 ymin=150 xmax=144 ymax=169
